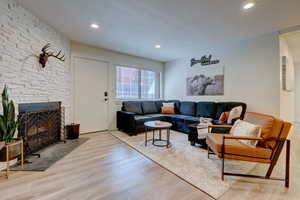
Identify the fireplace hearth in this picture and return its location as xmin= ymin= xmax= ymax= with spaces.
xmin=18 ymin=102 xmax=65 ymax=156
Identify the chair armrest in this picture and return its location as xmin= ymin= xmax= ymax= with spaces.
xmin=223 ymin=135 xmax=287 ymax=142
xmin=209 ymin=122 xmax=233 ymax=134
xmin=223 ymin=135 xmax=263 ymax=141
xmin=208 ymin=125 xmax=233 ymax=129
xmin=219 ymin=136 xmax=290 ymax=160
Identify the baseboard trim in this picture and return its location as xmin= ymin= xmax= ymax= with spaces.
xmin=80 ymin=130 xmax=108 ymax=135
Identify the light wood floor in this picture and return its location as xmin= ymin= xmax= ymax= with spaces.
xmin=1 ymin=127 xmax=299 ymax=200
xmin=0 ymin=133 xmax=212 ymax=200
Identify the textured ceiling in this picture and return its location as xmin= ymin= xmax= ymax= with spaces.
xmin=19 ymin=0 xmax=300 ymax=62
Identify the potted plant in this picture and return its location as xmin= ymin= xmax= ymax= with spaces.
xmin=0 ymin=85 xmax=21 ymax=161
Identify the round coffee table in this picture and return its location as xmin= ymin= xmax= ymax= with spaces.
xmin=144 ymin=121 xmax=172 ymax=148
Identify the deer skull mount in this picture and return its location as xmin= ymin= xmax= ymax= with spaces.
xmin=39 ymin=43 xmax=65 ymax=68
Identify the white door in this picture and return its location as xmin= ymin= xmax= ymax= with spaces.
xmin=74 ymin=57 xmax=109 ymax=133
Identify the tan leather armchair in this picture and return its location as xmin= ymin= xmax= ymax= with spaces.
xmin=206 ymin=112 xmax=292 ymax=187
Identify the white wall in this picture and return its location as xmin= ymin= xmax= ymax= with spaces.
xmin=71 ymin=42 xmax=164 ymax=130
xmin=0 ymin=0 xmax=72 ymax=121
xmin=295 ymin=65 xmax=300 ymax=122
xmin=279 ymin=36 xmax=295 ymax=122
xmin=164 ymin=33 xmax=281 ymax=116
xmin=0 ymin=0 xmax=72 ymax=169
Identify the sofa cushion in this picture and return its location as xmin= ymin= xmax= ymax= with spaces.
xmin=244 ymin=112 xmax=283 ymax=149
xmin=166 ymin=114 xmax=198 ymax=134
xmin=134 ymin=114 xmax=166 ymax=126
xmin=123 ymin=101 xmax=143 ymax=114
xmin=145 ymin=114 xmax=168 ymax=118
xmin=179 ymin=101 xmax=196 ymax=116
xmin=196 ymin=102 xmax=216 ymax=118
xmin=155 ymin=100 xmax=165 ymax=112
xmin=141 ymin=101 xmax=159 ymax=114
xmin=166 ymin=114 xmax=198 ymax=121
xmin=206 ymin=133 xmax=272 ymax=162
xmin=185 ymin=116 xmax=200 ymax=122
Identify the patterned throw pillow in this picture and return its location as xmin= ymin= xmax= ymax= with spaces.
xmin=219 ymin=112 xmax=230 ymax=123
xmin=230 ymin=120 xmax=262 ymax=148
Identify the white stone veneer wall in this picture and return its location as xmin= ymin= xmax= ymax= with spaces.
xmin=0 ymin=0 xmax=72 ymax=169
xmin=0 ymin=0 xmax=72 ymax=119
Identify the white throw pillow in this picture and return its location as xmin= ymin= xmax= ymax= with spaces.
xmin=162 ymin=102 xmax=175 ymax=108
xmin=230 ymin=120 xmax=261 ymax=148
xmin=227 ymin=106 xmax=243 ymax=124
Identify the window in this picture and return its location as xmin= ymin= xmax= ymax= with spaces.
xmin=116 ymin=66 xmax=139 ymax=99
xmin=116 ymin=66 xmax=160 ymax=99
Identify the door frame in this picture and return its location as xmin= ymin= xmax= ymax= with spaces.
xmin=72 ymin=56 xmax=110 ymax=133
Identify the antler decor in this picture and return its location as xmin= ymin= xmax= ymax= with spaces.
xmin=39 ymin=43 xmax=65 ymax=68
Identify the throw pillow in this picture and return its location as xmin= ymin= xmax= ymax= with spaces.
xmin=161 ymin=106 xmax=175 ymax=114
xmin=230 ymin=120 xmax=262 ymax=148
xmin=162 ymin=102 xmax=175 ymax=108
xmin=123 ymin=101 xmax=143 ymax=114
xmin=219 ymin=112 xmax=230 ymax=123
xmin=227 ymin=106 xmax=243 ymax=124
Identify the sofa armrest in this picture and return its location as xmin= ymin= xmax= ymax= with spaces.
xmin=118 ymin=111 xmax=135 ymax=115
xmin=117 ymin=111 xmax=136 ymax=131
xmin=208 ymin=124 xmax=233 ymax=133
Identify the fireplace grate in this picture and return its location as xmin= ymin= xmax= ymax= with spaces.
xmin=18 ymin=102 xmax=63 ymax=155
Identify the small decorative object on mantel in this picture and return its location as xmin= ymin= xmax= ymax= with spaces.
xmin=191 ymin=55 xmax=220 ymax=67
xmin=39 ymin=43 xmax=65 ymax=68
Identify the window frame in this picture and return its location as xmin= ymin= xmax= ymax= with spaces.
xmin=115 ymin=65 xmax=161 ymax=100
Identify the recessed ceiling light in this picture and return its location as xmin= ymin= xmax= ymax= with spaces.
xmin=155 ymin=44 xmax=161 ymax=49
xmin=91 ymin=23 xmax=99 ymax=29
xmin=243 ymin=2 xmax=255 ymax=10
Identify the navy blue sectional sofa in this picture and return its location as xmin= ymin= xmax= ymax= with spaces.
xmin=117 ymin=100 xmax=246 ymax=144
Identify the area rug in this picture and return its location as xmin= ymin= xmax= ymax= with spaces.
xmin=111 ymin=131 xmax=257 ymax=199
xmin=11 ymin=138 xmax=89 ymax=171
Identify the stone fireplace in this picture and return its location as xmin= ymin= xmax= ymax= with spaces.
xmin=18 ymin=102 xmax=64 ymax=155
